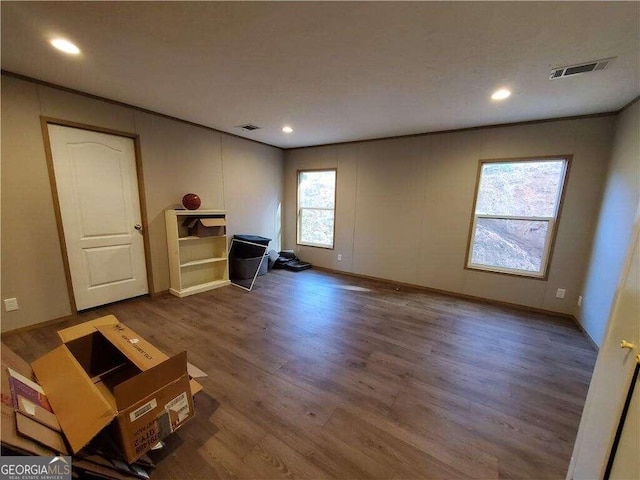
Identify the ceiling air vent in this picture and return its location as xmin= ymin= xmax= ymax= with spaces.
xmin=237 ymin=124 xmax=261 ymax=131
xmin=549 ymin=58 xmax=614 ymax=80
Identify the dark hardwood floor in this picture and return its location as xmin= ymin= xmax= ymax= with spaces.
xmin=3 ymin=269 xmax=597 ymax=479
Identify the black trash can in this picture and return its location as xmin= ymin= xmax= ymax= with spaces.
xmin=230 ymin=235 xmax=271 ymax=279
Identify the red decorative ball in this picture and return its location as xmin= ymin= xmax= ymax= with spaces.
xmin=182 ymin=193 xmax=201 ymax=210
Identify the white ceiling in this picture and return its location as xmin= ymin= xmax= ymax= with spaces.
xmin=2 ymin=2 xmax=639 ymax=149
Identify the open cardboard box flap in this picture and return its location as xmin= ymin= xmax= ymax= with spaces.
xmin=57 ymin=315 xmax=121 ymax=343
xmin=1 ymin=343 xmax=67 ymax=456
xmin=200 ymin=218 xmax=225 ymax=227
xmin=56 ymin=316 xmax=203 ymax=396
xmin=94 ymin=323 xmax=168 ymax=371
xmin=93 ymin=322 xmax=204 ymax=396
xmin=31 ymin=345 xmax=115 ymax=453
xmin=59 ymin=316 xmax=168 ymax=371
xmin=114 ymin=351 xmax=187 ymax=411
xmin=1 ymin=404 xmax=55 ymax=456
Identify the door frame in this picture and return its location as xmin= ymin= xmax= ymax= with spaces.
xmin=40 ymin=116 xmax=155 ymax=314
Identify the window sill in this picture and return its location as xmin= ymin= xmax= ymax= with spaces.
xmin=297 ymin=242 xmax=334 ymax=250
xmin=465 ymin=264 xmax=548 ymax=280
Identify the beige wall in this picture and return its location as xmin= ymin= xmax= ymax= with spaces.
xmin=222 ymin=135 xmax=284 ymax=252
xmin=284 ymin=116 xmax=616 ymax=316
xmin=578 ymin=101 xmax=640 ymax=346
xmin=1 ymin=71 xmax=627 ymax=331
xmin=1 ymin=74 xmax=284 ymax=332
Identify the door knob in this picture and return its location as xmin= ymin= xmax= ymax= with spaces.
xmin=134 ymin=224 xmax=143 ymax=232
xmin=620 ymin=340 xmax=636 ymax=349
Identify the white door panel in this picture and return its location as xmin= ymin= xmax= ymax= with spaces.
xmin=48 ymin=125 xmax=148 ymax=310
xmin=84 ymin=245 xmax=134 ymax=287
xmin=69 ymin=143 xmax=131 ymax=236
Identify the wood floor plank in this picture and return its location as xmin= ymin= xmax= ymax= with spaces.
xmin=199 ymin=436 xmax=252 ymax=480
xmin=324 ymin=407 xmax=470 ymax=479
xmin=342 ymin=398 xmax=499 ymax=480
xmin=207 ymin=406 xmax=268 ymax=459
xmin=2 ymin=269 xmax=596 ymax=479
xmin=389 ymin=385 xmax=572 ymax=479
xmin=242 ymin=434 xmax=331 ymax=480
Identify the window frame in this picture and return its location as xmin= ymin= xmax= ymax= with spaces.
xmin=464 ymin=155 xmax=572 ymax=280
xmin=296 ymin=168 xmax=337 ymax=250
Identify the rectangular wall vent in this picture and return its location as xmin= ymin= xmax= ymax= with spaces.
xmin=237 ymin=124 xmax=261 ymax=131
xmin=549 ymin=58 xmax=614 ymax=80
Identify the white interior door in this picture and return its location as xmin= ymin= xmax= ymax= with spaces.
xmin=48 ymin=124 xmax=149 ymax=310
xmin=568 ymin=202 xmax=640 ymax=479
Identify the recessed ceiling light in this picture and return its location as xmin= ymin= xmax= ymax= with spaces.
xmin=50 ymin=38 xmax=80 ymax=55
xmin=491 ymin=89 xmax=511 ymax=101
xmin=282 ymin=126 xmax=294 ymax=133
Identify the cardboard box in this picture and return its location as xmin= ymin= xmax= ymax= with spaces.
xmin=7 ymin=366 xmax=61 ymax=432
xmin=31 ymin=315 xmax=196 ymax=463
xmin=2 ymin=343 xmax=155 ymax=479
xmin=1 ymin=345 xmax=67 ymax=455
xmin=184 ymin=217 xmax=226 ymax=237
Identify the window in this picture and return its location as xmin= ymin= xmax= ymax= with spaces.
xmin=466 ymin=157 xmax=569 ymax=278
xmin=297 ymin=169 xmax=336 ymax=249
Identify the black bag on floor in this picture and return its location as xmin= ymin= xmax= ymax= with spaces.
xmin=273 ymin=256 xmax=293 ymax=269
xmin=272 ymin=250 xmax=312 ymax=271
xmin=284 ymin=260 xmax=312 ymax=272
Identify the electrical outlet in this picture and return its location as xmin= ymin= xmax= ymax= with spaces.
xmin=337 ymin=253 xmax=342 ymax=262
xmin=578 ymin=295 xmax=583 ymax=307
xmin=556 ymin=288 xmax=566 ymax=299
xmin=4 ymin=298 xmax=19 ymax=312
